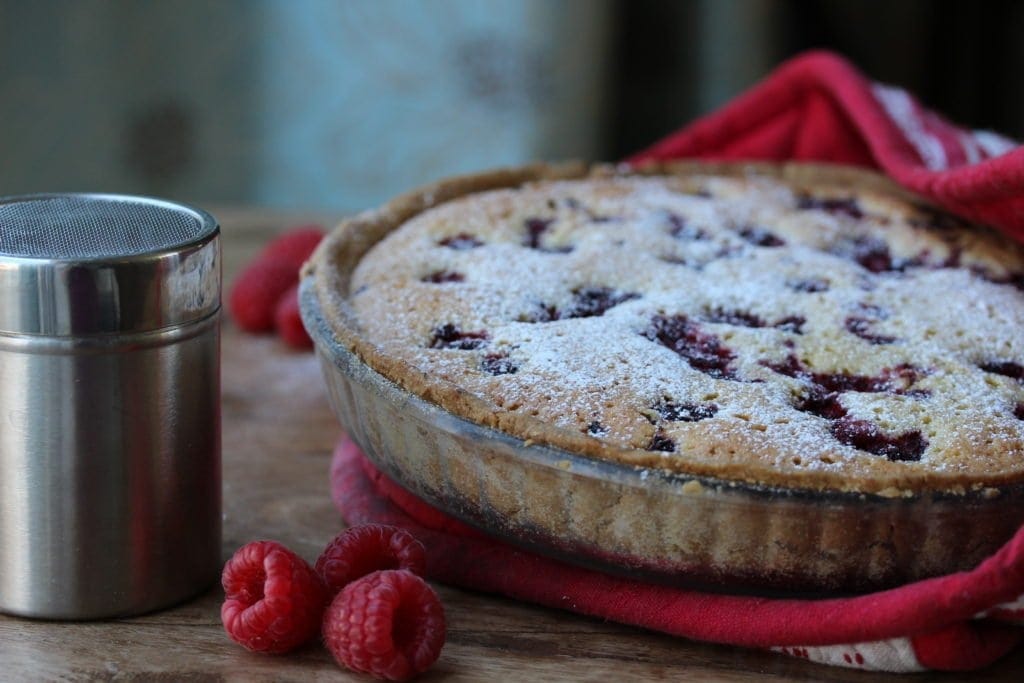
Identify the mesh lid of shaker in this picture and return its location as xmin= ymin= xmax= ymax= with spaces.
xmin=0 ymin=193 xmax=220 ymax=336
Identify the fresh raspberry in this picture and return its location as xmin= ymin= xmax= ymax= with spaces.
xmin=323 ymin=570 xmax=445 ymax=681
xmin=221 ymin=540 xmax=327 ymax=654
xmin=274 ymin=283 xmax=313 ymax=349
xmin=228 ymin=257 xmax=297 ymax=332
xmin=316 ymin=524 xmax=426 ymax=596
xmin=260 ymin=225 xmax=325 ymax=270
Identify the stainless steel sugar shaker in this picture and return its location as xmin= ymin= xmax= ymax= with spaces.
xmin=0 ymin=193 xmax=221 ymax=619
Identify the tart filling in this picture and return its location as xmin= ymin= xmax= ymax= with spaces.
xmin=316 ymin=164 xmax=1024 ymax=496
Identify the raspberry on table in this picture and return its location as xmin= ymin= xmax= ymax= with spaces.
xmin=322 ymin=569 xmax=446 ymax=681
xmin=260 ymin=225 xmax=325 ymax=270
xmin=229 ymin=257 xmax=298 ymax=332
xmin=229 ymin=225 xmax=325 ymax=334
xmin=221 ymin=540 xmax=327 ymax=654
xmin=274 ymin=283 xmax=313 ymax=349
xmin=316 ymin=524 xmax=427 ymax=596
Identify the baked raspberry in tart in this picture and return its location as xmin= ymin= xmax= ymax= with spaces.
xmin=302 ymin=162 xmax=1024 ymax=592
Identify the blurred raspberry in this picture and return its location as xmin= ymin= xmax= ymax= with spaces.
xmin=221 ymin=540 xmax=327 ymax=654
xmin=322 ymin=569 xmax=445 ymax=681
xmin=274 ymin=283 xmax=313 ymax=349
xmin=260 ymin=225 xmax=325 ymax=270
xmin=316 ymin=524 xmax=427 ymax=596
xmin=228 ymin=257 xmax=297 ymax=332
xmin=229 ymin=226 xmax=325 ymax=335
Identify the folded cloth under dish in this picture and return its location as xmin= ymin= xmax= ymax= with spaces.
xmin=332 ymin=437 xmax=1024 ymax=673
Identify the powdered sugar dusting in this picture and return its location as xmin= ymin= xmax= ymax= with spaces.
xmin=349 ymin=173 xmax=1024 ymax=484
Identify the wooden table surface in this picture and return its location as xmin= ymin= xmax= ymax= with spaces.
xmin=2 ymin=208 xmax=1022 ymax=681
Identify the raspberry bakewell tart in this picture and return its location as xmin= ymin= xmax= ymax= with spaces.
xmin=301 ymin=162 xmax=1024 ymax=593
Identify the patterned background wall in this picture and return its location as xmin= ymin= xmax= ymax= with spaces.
xmin=0 ymin=0 xmax=611 ymax=212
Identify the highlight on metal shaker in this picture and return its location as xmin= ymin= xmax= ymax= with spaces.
xmin=0 ymin=193 xmax=222 ymax=619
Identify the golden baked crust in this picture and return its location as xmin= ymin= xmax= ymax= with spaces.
xmin=308 ymin=162 xmax=1024 ymax=496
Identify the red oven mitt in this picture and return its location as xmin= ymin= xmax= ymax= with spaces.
xmin=332 ymin=437 xmax=1024 ymax=673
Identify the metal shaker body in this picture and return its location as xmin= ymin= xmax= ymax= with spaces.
xmin=0 ymin=194 xmax=221 ymax=619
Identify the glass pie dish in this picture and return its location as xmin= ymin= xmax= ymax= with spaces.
xmin=300 ymin=161 xmax=1024 ymax=595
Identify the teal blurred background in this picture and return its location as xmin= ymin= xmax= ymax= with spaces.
xmin=0 ymin=0 xmax=1020 ymax=212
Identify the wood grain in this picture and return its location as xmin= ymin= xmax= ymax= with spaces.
xmin=1 ymin=208 xmax=1021 ymax=681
